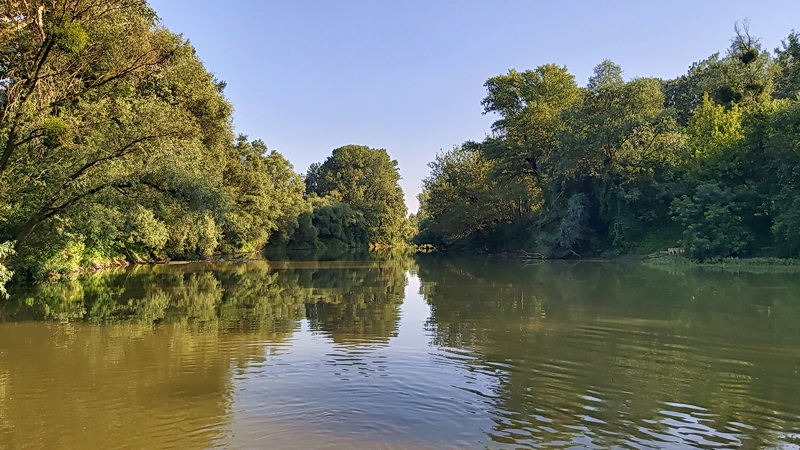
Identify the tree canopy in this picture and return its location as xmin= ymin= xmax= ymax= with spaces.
xmin=417 ymin=25 xmax=800 ymax=261
xmin=308 ymin=145 xmax=410 ymax=245
xmin=0 ymin=0 xmax=311 ymax=285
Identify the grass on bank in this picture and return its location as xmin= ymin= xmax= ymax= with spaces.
xmin=644 ymin=255 xmax=800 ymax=273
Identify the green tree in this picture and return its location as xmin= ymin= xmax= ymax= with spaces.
xmin=0 ymin=1 xmax=236 ymax=267
xmin=0 ymin=241 xmax=14 ymax=297
xmin=416 ymin=142 xmax=522 ymax=248
xmin=774 ymin=31 xmax=800 ymax=99
xmin=481 ymin=64 xmax=581 ymax=202
xmin=308 ymin=198 xmax=368 ymax=250
xmin=304 ymin=162 xmax=322 ymax=195
xmin=0 ymin=1 xmax=329 ymax=277
xmin=538 ymin=62 xmax=685 ymax=256
xmin=311 ymin=145 xmax=409 ymax=245
xmin=221 ymin=136 xmax=306 ymax=252
xmin=664 ymin=24 xmax=774 ymax=125
xmin=755 ymin=100 xmax=800 ymax=256
xmin=2 ymin=1 xmax=178 ymax=243
xmin=686 ymin=94 xmax=745 ymax=159
xmin=671 ymin=184 xmax=752 ymax=260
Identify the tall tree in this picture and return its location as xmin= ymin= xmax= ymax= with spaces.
xmin=481 ymin=64 xmax=581 ymax=198
xmin=0 ymin=241 xmax=13 ymax=296
xmin=311 ymin=145 xmax=408 ymax=244
xmin=0 ymin=0 xmax=232 ymax=256
xmin=221 ymin=136 xmax=306 ymax=252
xmin=535 ymin=62 xmax=684 ymax=256
xmin=664 ymin=23 xmax=774 ymax=124
xmin=774 ymin=31 xmax=800 ymax=99
xmin=417 ymin=142 xmax=522 ymax=247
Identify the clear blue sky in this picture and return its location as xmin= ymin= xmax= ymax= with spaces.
xmin=148 ymin=0 xmax=798 ymax=213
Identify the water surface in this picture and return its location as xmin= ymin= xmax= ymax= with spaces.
xmin=1 ymin=255 xmax=799 ymax=448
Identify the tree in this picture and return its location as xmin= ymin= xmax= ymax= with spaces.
xmin=671 ymin=184 xmax=752 ymax=260
xmin=686 ymin=94 xmax=745 ymax=159
xmin=664 ymin=24 xmax=774 ymax=125
xmin=310 ymin=145 xmax=409 ymax=244
xmin=537 ymin=63 xmax=685 ymax=256
xmin=304 ymin=162 xmax=322 ymax=195
xmin=416 ymin=142 xmax=521 ymax=247
xmin=0 ymin=241 xmax=14 ymax=297
xmin=1 ymin=0 xmax=322 ymax=277
xmin=0 ymin=0 xmax=234 ymax=264
xmin=756 ymin=100 xmax=800 ymax=256
xmin=774 ymin=31 xmax=800 ymax=99
xmin=221 ymin=136 xmax=306 ymax=252
xmin=481 ymin=64 xmax=580 ymax=198
xmin=307 ymin=198 xmax=368 ymax=249
xmin=268 ymin=195 xmax=369 ymax=257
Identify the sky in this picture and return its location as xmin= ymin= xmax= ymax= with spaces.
xmin=147 ymin=0 xmax=799 ymax=213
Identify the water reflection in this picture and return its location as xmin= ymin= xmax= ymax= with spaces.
xmin=0 ymin=254 xmax=799 ymax=448
xmin=415 ymin=255 xmax=800 ymax=448
xmin=0 ymin=254 xmax=414 ymax=448
xmin=0 ymin=322 xmax=243 ymax=448
xmin=3 ymin=255 xmax=412 ymax=346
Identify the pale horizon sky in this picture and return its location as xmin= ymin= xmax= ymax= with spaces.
xmin=147 ymin=0 xmax=799 ymax=213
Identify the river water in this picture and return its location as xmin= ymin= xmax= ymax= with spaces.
xmin=1 ymin=255 xmax=799 ymax=448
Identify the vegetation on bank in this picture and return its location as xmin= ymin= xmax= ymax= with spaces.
xmin=645 ymin=255 xmax=800 ymax=273
xmin=3 ymin=2 xmax=800 ymax=295
xmin=0 ymin=0 xmax=410 ymax=290
xmin=415 ymin=24 xmax=800 ymax=263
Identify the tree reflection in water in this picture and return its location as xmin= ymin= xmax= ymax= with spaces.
xmin=0 ymin=251 xmax=414 ymax=448
xmin=415 ymin=254 xmax=800 ymax=448
xmin=2 ymin=253 xmax=799 ymax=448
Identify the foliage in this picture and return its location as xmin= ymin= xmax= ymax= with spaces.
xmin=664 ymin=23 xmax=773 ymax=124
xmin=686 ymin=94 xmax=745 ymax=158
xmin=0 ymin=241 xmax=14 ymax=297
xmin=480 ymin=64 xmax=580 ymax=212
xmin=416 ymin=142 xmax=522 ymax=248
xmin=221 ymin=136 xmax=306 ymax=252
xmin=309 ymin=145 xmax=409 ymax=245
xmin=671 ymin=184 xmax=752 ymax=261
xmin=0 ymin=0 xmax=315 ymax=282
xmin=273 ymin=196 xmax=369 ymax=253
xmin=417 ymin=26 xmax=800 ymax=261
xmin=774 ymin=31 xmax=800 ymax=99
xmin=123 ymin=205 xmax=169 ymax=259
xmin=757 ymin=100 xmax=800 ymax=256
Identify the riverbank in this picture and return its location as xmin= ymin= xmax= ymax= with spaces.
xmin=499 ymin=249 xmax=800 ymax=273
xmin=644 ymin=255 xmax=800 ymax=273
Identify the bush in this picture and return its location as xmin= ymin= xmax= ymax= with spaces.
xmin=0 ymin=241 xmax=15 ymax=297
xmin=671 ymin=184 xmax=751 ymax=261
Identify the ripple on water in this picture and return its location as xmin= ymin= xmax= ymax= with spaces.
xmin=3 ymin=260 xmax=800 ymax=448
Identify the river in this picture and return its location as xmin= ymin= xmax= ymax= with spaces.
xmin=1 ymin=254 xmax=799 ymax=448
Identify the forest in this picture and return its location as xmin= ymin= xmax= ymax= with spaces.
xmin=2 ymin=1 xmax=800 ymax=295
xmin=0 ymin=0 xmax=410 ymax=291
xmin=415 ymin=25 xmax=800 ymax=262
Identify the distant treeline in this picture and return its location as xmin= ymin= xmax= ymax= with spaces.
xmin=415 ymin=25 xmax=800 ymax=261
xmin=0 ymin=0 xmax=410 ymax=289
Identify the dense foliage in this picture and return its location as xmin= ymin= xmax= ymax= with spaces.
xmin=0 ymin=0 xmax=409 ymax=291
xmin=417 ymin=25 xmax=800 ymax=261
xmin=303 ymin=145 xmax=411 ymax=246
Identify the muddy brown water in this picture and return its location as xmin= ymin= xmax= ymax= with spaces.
xmin=1 ymin=256 xmax=798 ymax=448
